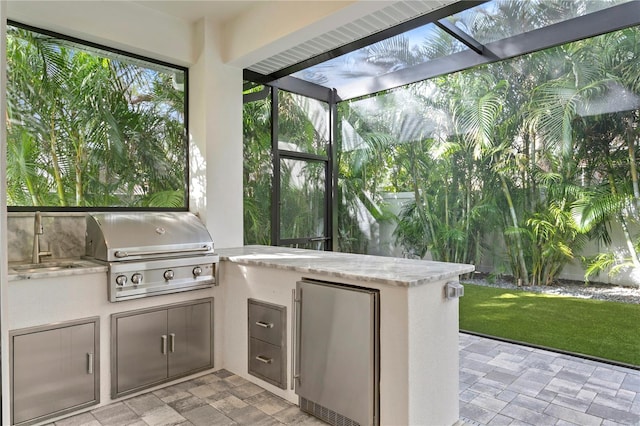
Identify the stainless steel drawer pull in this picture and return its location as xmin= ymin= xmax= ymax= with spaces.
xmin=255 ymin=321 xmax=274 ymax=329
xmin=291 ymin=289 xmax=297 ymax=390
xmin=169 ymin=333 xmax=176 ymax=353
xmin=161 ymin=335 xmax=167 ymax=355
xmin=255 ymin=355 xmax=273 ymax=364
xmin=87 ymin=352 xmax=94 ymax=375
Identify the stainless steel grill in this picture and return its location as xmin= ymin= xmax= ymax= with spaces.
xmin=85 ymin=212 xmax=219 ymax=302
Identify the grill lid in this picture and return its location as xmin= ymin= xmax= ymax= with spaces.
xmin=86 ymin=212 xmax=214 ymax=262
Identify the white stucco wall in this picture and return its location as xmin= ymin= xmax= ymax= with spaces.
xmin=6 ymin=1 xmax=195 ymax=66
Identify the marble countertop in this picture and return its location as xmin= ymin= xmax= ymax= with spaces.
xmin=8 ymin=258 xmax=107 ymax=282
xmin=217 ymin=245 xmax=475 ymax=288
xmin=7 ymin=246 xmax=475 ymax=287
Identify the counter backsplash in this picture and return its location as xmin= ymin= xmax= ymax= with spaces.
xmin=7 ymin=213 xmax=86 ymax=263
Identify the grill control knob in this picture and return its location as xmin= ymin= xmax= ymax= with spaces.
xmin=131 ymin=273 xmax=143 ymax=285
xmin=115 ymin=275 xmax=127 ymax=286
xmin=163 ymin=269 xmax=175 ymax=281
xmin=192 ymin=266 xmax=202 ymax=277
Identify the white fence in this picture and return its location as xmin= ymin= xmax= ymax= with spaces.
xmin=368 ymin=192 xmax=640 ymax=287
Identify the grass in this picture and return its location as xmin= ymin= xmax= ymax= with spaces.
xmin=459 ymin=283 xmax=640 ymax=366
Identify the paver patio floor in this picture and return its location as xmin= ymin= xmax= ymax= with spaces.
xmin=459 ymin=332 xmax=640 ymax=425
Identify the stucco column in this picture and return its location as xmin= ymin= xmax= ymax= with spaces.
xmin=190 ymin=17 xmax=244 ymax=248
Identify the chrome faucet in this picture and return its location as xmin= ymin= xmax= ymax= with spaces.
xmin=32 ymin=211 xmax=52 ymax=264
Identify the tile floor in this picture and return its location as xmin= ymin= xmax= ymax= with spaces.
xmin=49 ymin=369 xmax=325 ymax=426
xmin=48 ymin=370 xmax=326 ymax=426
xmin=50 ymin=333 xmax=640 ymax=426
xmin=460 ymin=333 xmax=640 ymax=426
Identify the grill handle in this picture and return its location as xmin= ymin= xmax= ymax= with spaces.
xmin=114 ymin=246 xmax=212 ymax=259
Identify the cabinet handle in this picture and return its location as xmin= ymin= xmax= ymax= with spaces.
xmin=161 ymin=335 xmax=167 ymax=355
xmin=169 ymin=333 xmax=176 ymax=353
xmin=255 ymin=321 xmax=274 ymax=329
xmin=255 ymin=355 xmax=273 ymax=364
xmin=292 ymin=288 xmax=302 ymax=390
xmin=87 ymin=352 xmax=94 ymax=375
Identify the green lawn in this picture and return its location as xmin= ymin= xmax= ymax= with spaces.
xmin=459 ymin=283 xmax=640 ymax=366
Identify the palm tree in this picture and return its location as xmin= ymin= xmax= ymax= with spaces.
xmin=243 ymin=87 xmax=272 ymax=245
xmin=526 ymin=26 xmax=640 ymax=280
xmin=6 ymin=25 xmax=187 ymax=208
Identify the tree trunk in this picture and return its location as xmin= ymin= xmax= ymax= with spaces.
xmin=500 ymin=175 xmax=529 ymax=285
xmin=618 ymin=213 xmax=640 ymax=270
xmin=625 ymin=128 xmax=640 ymax=269
xmin=409 ymin=144 xmax=438 ymax=259
xmin=75 ymin=134 xmax=84 ymax=206
xmin=463 ymin=163 xmax=472 ymax=264
xmin=24 ymin=166 xmax=39 ymax=206
xmin=627 ymin=126 xmax=640 ymax=211
xmin=49 ymin=113 xmax=66 ymax=206
xmin=444 ymin=178 xmax=450 ymax=262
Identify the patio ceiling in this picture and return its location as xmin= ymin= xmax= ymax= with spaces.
xmin=245 ymin=0 xmax=640 ymax=101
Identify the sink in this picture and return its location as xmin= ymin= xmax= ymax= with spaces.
xmin=10 ymin=261 xmax=87 ymax=274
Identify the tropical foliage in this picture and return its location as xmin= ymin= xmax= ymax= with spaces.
xmin=336 ymin=26 xmax=640 ymax=286
xmin=243 ymin=89 xmax=330 ymax=248
xmin=242 ymin=86 xmax=272 ymax=245
xmin=243 ymin=4 xmax=640 ymax=286
xmin=6 ymin=25 xmax=187 ymax=208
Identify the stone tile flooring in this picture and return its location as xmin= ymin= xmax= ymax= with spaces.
xmin=50 ymin=369 xmax=325 ymax=426
xmin=460 ymin=333 xmax=640 ymax=426
xmin=51 ymin=333 xmax=640 ymax=426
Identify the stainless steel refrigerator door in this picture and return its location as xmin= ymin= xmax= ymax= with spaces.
xmin=295 ymin=279 xmax=379 ymax=426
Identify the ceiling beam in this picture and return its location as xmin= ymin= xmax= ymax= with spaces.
xmin=244 ymin=69 xmax=335 ymax=103
xmin=434 ymin=19 xmax=486 ymax=56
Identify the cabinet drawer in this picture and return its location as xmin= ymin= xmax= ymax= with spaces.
xmin=249 ymin=338 xmax=285 ymax=388
xmin=248 ymin=300 xmax=285 ymax=347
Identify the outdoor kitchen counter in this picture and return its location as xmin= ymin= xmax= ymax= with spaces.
xmin=217 ymin=245 xmax=474 ymax=287
xmin=220 ymin=245 xmax=472 ymax=425
xmin=7 ymin=258 xmax=107 ymax=281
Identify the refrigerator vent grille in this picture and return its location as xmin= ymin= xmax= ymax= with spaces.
xmin=300 ymin=397 xmax=360 ymax=426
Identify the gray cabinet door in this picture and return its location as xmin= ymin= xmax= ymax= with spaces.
xmin=12 ymin=321 xmax=97 ymax=425
xmin=115 ymin=309 xmax=168 ymax=394
xmin=168 ymin=301 xmax=212 ymax=377
xmin=111 ymin=298 xmax=213 ymax=398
